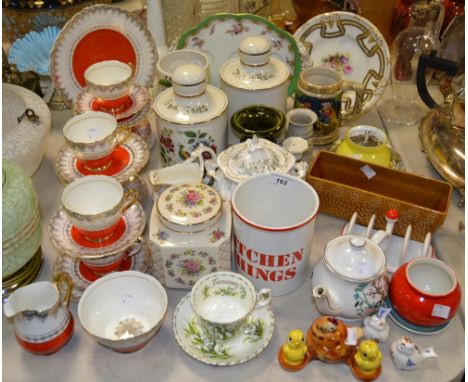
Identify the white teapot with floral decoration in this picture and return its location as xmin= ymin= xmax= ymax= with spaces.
xmin=310 ymin=235 xmax=389 ymax=320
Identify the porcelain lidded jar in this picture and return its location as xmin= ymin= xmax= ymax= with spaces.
xmin=149 ymin=183 xmax=232 ymax=289
xmin=311 ymin=235 xmax=389 ymax=320
xmin=153 ymin=64 xmax=228 ymax=166
xmin=220 ymin=36 xmax=290 ymax=145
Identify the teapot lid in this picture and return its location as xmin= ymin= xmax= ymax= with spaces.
xmin=324 ymin=235 xmax=386 ymax=281
xmin=157 ymin=183 xmax=222 ymax=233
xmin=220 ymin=36 xmax=289 ymax=91
xmin=216 ymin=136 xmax=296 ymax=183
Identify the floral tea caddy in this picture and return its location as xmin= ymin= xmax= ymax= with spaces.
xmin=149 ymin=183 xmax=231 ymax=289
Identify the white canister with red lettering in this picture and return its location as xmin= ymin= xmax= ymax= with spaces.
xmin=231 ymin=173 xmax=319 ymax=296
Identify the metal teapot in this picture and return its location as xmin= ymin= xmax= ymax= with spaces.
xmin=416 ymin=52 xmax=464 ymax=206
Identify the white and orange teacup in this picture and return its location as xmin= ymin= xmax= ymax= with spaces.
xmin=84 ymin=60 xmax=133 ymax=111
xmin=62 ymin=175 xmax=136 ymax=242
xmin=63 ymin=112 xmax=130 ymax=171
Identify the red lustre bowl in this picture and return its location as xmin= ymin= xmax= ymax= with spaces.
xmin=389 ymin=258 xmax=461 ymax=327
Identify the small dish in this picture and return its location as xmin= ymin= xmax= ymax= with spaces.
xmin=329 ymin=138 xmax=405 ymax=171
xmin=53 ymin=238 xmax=153 ymax=302
xmin=173 ymin=293 xmax=274 ymax=366
xmin=78 ymin=271 xmax=167 ymax=352
xmin=48 ymin=203 xmax=146 ymax=258
xmin=341 ymin=222 xmax=435 ymax=274
xmin=384 ymin=299 xmax=451 ymax=336
xmin=74 ymin=85 xmax=149 ymax=121
xmin=55 ymin=133 xmax=149 ymax=183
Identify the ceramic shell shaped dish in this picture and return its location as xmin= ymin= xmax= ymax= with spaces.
xmin=3 ymin=84 xmax=52 ymax=176
xmin=50 ymin=5 xmax=158 ymax=107
xmin=217 ymin=137 xmax=296 ymax=183
xmin=177 ymin=13 xmax=302 ymax=96
xmin=294 ymin=11 xmax=390 ymax=113
xmin=8 ymin=26 xmax=60 ymax=75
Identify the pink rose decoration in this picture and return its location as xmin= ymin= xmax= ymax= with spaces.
xmin=184 ymin=190 xmax=202 ymax=206
xmin=184 ymin=259 xmax=200 ymax=274
xmin=343 ymin=65 xmax=353 ymax=74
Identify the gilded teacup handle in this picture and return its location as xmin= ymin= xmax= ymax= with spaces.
xmin=122 ymin=188 xmax=139 ymax=212
xmin=341 ymin=81 xmax=364 ymax=120
xmin=53 ymin=273 xmax=73 ymax=308
xmin=256 ymin=288 xmax=272 ymax=308
xmin=115 ymin=125 xmax=132 ymax=146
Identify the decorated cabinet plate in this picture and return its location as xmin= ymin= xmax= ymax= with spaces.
xmin=294 ymin=11 xmax=390 ymax=113
xmin=50 ymin=5 xmax=158 ymax=107
xmin=177 ymin=13 xmax=302 ymax=96
xmin=173 ymin=293 xmax=274 ymax=366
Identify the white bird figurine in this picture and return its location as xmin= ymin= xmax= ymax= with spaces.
xmin=390 ymin=336 xmax=438 ymax=370
xmin=362 ymin=308 xmax=391 ymax=343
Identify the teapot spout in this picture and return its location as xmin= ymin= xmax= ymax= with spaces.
xmin=312 ymin=285 xmax=341 ymax=316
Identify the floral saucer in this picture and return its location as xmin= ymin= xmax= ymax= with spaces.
xmin=384 ymin=299 xmax=451 ymax=336
xmin=53 ymin=237 xmax=153 ymax=302
xmin=55 ymin=133 xmax=149 ymax=184
xmin=173 ymin=293 xmax=274 ymax=366
xmin=74 ymin=84 xmax=149 ymax=121
xmin=48 ymin=203 xmax=146 ymax=258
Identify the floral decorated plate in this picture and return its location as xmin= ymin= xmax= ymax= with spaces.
xmin=50 ymin=5 xmax=158 ymax=107
xmin=55 ymin=133 xmax=149 ymax=183
xmin=173 ymin=293 xmax=274 ymax=366
xmin=53 ymin=237 xmax=153 ymax=302
xmin=74 ymin=84 xmax=149 ymax=120
xmin=177 ymin=13 xmax=302 ymax=96
xmin=48 ymin=203 xmax=146 ymax=258
xmin=294 ymin=11 xmax=390 ymax=113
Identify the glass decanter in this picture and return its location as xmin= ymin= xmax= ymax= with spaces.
xmin=379 ymin=0 xmax=441 ymax=125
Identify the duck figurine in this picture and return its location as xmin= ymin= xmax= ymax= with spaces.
xmin=277 ymin=329 xmax=310 ymax=371
xmin=362 ymin=308 xmax=391 ymax=343
xmin=349 ymin=340 xmax=382 ymax=381
xmin=390 ymin=336 xmax=438 ymax=370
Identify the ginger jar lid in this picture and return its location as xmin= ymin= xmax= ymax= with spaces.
xmin=153 ymin=64 xmax=228 ymax=125
xmin=220 ymin=36 xmax=289 ymax=91
xmin=323 ymin=235 xmax=386 ymax=281
xmin=157 ymin=183 xmax=222 ymax=233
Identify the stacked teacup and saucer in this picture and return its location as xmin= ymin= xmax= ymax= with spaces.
xmin=49 ymin=175 xmax=152 ymax=301
xmin=73 ymin=60 xmax=156 ymax=148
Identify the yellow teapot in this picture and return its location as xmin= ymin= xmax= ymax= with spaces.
xmin=336 ymin=125 xmax=391 ymax=167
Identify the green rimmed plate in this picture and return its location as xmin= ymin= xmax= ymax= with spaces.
xmin=177 ymin=13 xmax=302 ymax=96
xmin=173 ymin=292 xmax=274 ymax=366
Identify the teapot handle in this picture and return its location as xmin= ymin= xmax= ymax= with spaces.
xmin=190 ymin=144 xmax=217 ymax=180
xmin=416 ymin=51 xmax=458 ymax=109
xmin=53 ymin=273 xmax=73 ymax=308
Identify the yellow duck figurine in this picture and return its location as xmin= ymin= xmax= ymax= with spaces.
xmin=354 ymin=340 xmax=382 ymax=376
xmin=281 ymin=329 xmax=309 ymax=367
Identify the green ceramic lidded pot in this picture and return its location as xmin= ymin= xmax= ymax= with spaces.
xmin=230 ymin=105 xmax=287 ymax=145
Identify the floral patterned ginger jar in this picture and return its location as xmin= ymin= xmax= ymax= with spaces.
xmin=220 ymin=35 xmax=290 ymax=145
xmin=149 ymin=183 xmax=232 ymax=289
xmin=153 ymin=64 xmax=228 ymax=166
xmin=310 ymin=235 xmax=389 ymax=320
